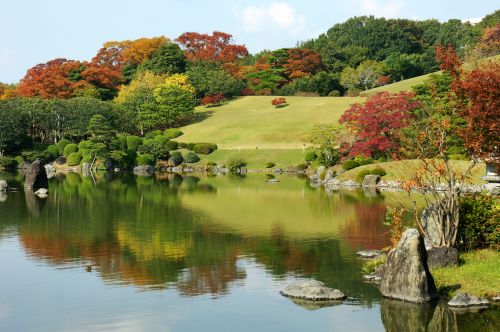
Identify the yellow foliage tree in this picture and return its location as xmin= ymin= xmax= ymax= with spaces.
xmin=104 ymin=36 xmax=169 ymax=64
xmin=160 ymin=73 xmax=195 ymax=93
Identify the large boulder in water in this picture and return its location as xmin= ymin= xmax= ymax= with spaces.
xmin=133 ymin=165 xmax=155 ymax=177
xmin=380 ymin=228 xmax=438 ymax=303
xmin=24 ymin=160 xmax=48 ymax=191
xmin=280 ymin=280 xmax=346 ymax=301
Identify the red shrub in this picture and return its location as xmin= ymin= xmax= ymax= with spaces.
xmin=201 ymin=93 xmax=224 ymax=107
xmin=271 ymin=97 xmax=287 ymax=107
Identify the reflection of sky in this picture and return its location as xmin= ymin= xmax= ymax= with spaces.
xmin=0 ymin=240 xmax=384 ymax=332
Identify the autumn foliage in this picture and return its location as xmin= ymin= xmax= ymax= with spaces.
xmin=283 ymin=48 xmax=323 ymax=79
xmin=271 ymin=97 xmax=287 ymax=107
xmin=339 ymin=91 xmax=419 ymax=158
xmin=176 ymin=31 xmax=248 ymax=63
xmin=201 ymin=94 xmax=224 ymax=107
xmin=18 ymin=58 xmax=84 ymax=99
xmin=104 ymin=36 xmax=169 ymax=64
xmin=436 ymin=45 xmax=500 ymax=165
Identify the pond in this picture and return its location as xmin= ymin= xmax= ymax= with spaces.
xmin=0 ymin=172 xmax=498 ymax=331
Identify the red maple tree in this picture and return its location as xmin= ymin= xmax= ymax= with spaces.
xmin=176 ymin=31 xmax=248 ymax=63
xmin=436 ymin=45 xmax=500 ymax=165
xmin=339 ymin=92 xmax=419 ymax=158
xmin=201 ymin=93 xmax=224 ymax=106
xmin=18 ymin=58 xmax=83 ymax=99
xmin=81 ymin=47 xmax=123 ymax=98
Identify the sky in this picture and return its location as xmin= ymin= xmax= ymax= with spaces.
xmin=1 ymin=0 xmax=498 ymax=83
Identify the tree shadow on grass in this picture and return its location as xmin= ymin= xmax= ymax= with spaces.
xmin=189 ymin=110 xmax=215 ymax=125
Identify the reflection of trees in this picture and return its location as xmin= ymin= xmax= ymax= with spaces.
xmin=381 ymin=299 xmax=500 ymax=332
xmin=1 ymin=173 xmax=385 ymax=302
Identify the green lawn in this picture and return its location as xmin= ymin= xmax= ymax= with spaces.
xmin=432 ymin=249 xmax=500 ymax=298
xmin=179 ymin=96 xmax=364 ymax=149
xmin=336 ymin=160 xmax=486 ymax=185
xmin=360 ymin=73 xmax=435 ymax=96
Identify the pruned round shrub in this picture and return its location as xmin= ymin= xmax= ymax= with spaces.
xmin=164 ymin=128 xmax=183 ymax=139
xmin=193 ymin=143 xmax=217 ymax=155
xmin=80 ymin=155 xmax=93 ymax=164
xmin=186 ymin=143 xmax=196 ymax=151
xmin=154 ymin=135 xmax=170 ymax=145
xmin=228 ymin=158 xmax=247 ymax=174
xmin=184 ymin=152 xmax=200 ymax=163
xmin=165 ymin=140 xmax=179 ymax=151
xmin=265 ymin=162 xmax=275 ymax=168
xmin=46 ymin=145 xmax=59 ymax=159
xmin=79 ymin=148 xmax=91 ymax=157
xmin=136 ymin=153 xmax=155 ymax=166
xmin=57 ymin=139 xmax=71 ymax=155
xmin=126 ymin=135 xmax=143 ymax=151
xmin=78 ymin=140 xmax=93 ymax=150
xmin=144 ymin=130 xmax=162 ymax=139
xmin=179 ymin=142 xmax=187 ymax=149
xmin=342 ymin=160 xmax=360 ymax=171
xmin=67 ymin=152 xmax=82 ymax=166
xmin=63 ymin=144 xmax=78 ymax=157
xmin=356 ymin=167 xmax=386 ymax=182
xmin=206 ymin=161 xmax=217 ymax=167
xmin=169 ymin=151 xmax=183 ymax=166
xmin=358 ymin=159 xmax=374 ymax=166
xmin=457 ymin=194 xmax=499 ymax=251
xmin=117 ymin=134 xmax=127 ymax=150
xmin=328 ymin=90 xmax=341 ymax=97
xmin=296 ymin=164 xmax=308 ymax=171
xmin=305 ymin=151 xmax=318 ymax=162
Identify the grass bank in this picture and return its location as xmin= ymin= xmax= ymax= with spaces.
xmin=336 ymin=160 xmax=486 ymax=185
xmin=431 ymin=249 xmax=500 ymax=298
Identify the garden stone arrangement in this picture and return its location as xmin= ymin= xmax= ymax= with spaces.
xmin=280 ymin=280 xmax=346 ymax=302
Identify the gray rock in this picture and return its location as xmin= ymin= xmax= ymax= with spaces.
xmin=324 ymin=170 xmax=335 ymax=182
xmin=380 ymin=228 xmax=438 ymax=303
xmin=24 ymin=160 xmax=48 ymax=191
xmin=267 ymin=179 xmax=280 ymax=183
xmin=316 ymin=166 xmax=326 ymax=176
xmin=325 ymin=178 xmax=341 ymax=190
xmin=280 ymin=280 xmax=346 ymax=301
xmin=492 ymin=296 xmax=500 ymax=302
xmin=448 ymin=292 xmax=489 ymax=308
xmin=55 ymin=156 xmax=67 ymax=165
xmin=421 ymin=202 xmax=447 ymax=248
xmin=44 ymin=163 xmax=56 ymax=173
xmin=34 ymin=188 xmax=48 ymax=195
xmin=81 ymin=163 xmax=91 ymax=172
xmin=357 ymin=250 xmax=382 ymax=259
xmin=427 ymin=247 xmax=458 ymax=269
xmin=0 ymin=180 xmax=7 ymax=192
xmin=133 ymin=165 xmax=155 ymax=176
xmin=362 ymin=175 xmax=381 ymax=187
xmin=342 ymin=180 xmax=361 ymax=187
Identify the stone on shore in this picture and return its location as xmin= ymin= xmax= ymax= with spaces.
xmin=380 ymin=228 xmax=438 ymax=303
xmin=357 ymin=250 xmax=382 ymax=259
xmin=448 ymin=292 xmax=490 ymax=308
xmin=426 ymin=247 xmax=458 ymax=268
xmin=280 ymin=280 xmax=346 ymax=301
xmin=362 ymin=175 xmax=381 ymax=187
xmin=133 ymin=165 xmax=155 ymax=176
xmin=24 ymin=160 xmax=48 ymax=191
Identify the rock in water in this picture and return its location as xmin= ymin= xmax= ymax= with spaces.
xmin=380 ymin=229 xmax=438 ymax=303
xmin=357 ymin=249 xmax=383 ymax=259
xmin=426 ymin=247 xmax=458 ymax=269
xmin=24 ymin=160 xmax=48 ymax=191
xmin=0 ymin=180 xmax=7 ymax=192
xmin=448 ymin=292 xmax=489 ymax=308
xmin=280 ymin=280 xmax=346 ymax=301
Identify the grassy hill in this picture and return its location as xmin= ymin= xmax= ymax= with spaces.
xmin=360 ymin=73 xmax=435 ymax=96
xmin=180 ymin=96 xmax=363 ymax=149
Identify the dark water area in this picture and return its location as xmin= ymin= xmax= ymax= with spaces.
xmin=0 ymin=171 xmax=498 ymax=331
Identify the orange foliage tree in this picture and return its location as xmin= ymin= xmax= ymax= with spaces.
xmin=81 ymin=47 xmax=124 ymax=100
xmin=18 ymin=58 xmax=84 ymax=99
xmin=283 ymin=48 xmax=323 ymax=79
xmin=176 ymin=31 xmax=248 ymax=63
xmin=104 ymin=36 xmax=169 ymax=65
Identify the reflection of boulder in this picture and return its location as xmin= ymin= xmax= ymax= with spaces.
xmin=0 ymin=179 xmax=7 ymax=192
xmin=24 ymin=160 xmax=48 ymax=191
xmin=380 ymin=298 xmax=436 ymax=332
xmin=0 ymin=191 xmax=7 ymax=202
xmin=24 ymin=189 xmax=46 ymax=216
xmin=426 ymin=303 xmax=458 ymax=331
xmin=289 ymin=298 xmax=343 ymax=311
xmin=133 ymin=165 xmax=155 ymax=177
xmin=380 ymin=229 xmax=438 ymax=303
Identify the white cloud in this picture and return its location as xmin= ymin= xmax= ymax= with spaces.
xmin=357 ymin=0 xmax=404 ymax=18
xmin=235 ymin=2 xmax=306 ymax=35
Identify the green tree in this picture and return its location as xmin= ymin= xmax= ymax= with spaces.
xmin=341 ymin=60 xmax=387 ymax=91
xmin=153 ymin=77 xmax=196 ymax=127
xmin=139 ymin=43 xmax=186 ymax=75
xmin=186 ymin=62 xmax=245 ymax=98
xmin=0 ymin=100 xmax=29 ymax=156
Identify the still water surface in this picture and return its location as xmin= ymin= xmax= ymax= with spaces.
xmin=0 ymin=172 xmax=498 ymax=331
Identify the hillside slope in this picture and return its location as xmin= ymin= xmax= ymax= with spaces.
xmin=180 ymin=96 xmax=364 ymax=149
